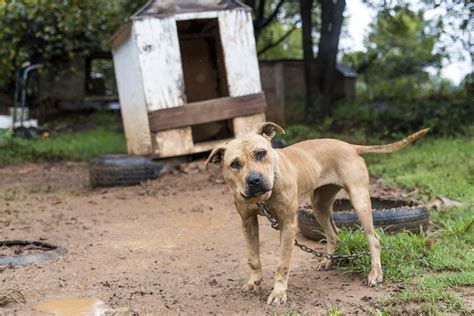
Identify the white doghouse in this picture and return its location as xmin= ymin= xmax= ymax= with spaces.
xmin=110 ymin=0 xmax=266 ymax=157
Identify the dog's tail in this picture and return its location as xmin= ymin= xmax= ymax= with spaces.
xmin=352 ymin=128 xmax=429 ymax=154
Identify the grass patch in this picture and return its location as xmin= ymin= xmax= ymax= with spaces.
xmin=337 ymin=228 xmax=430 ymax=282
xmin=386 ymin=287 xmax=468 ymax=314
xmin=0 ymin=112 xmax=126 ymax=164
xmin=335 ymin=207 xmax=473 ymax=314
xmin=326 ymin=307 xmax=343 ymax=316
xmin=384 ymin=271 xmax=473 ymax=314
xmin=367 ymin=137 xmax=474 ymax=205
xmin=336 ymin=206 xmax=473 ymax=277
xmin=0 ymin=128 xmax=126 ymax=164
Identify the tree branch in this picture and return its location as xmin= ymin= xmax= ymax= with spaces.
xmin=257 ymin=24 xmax=298 ymax=56
xmin=355 ymin=52 xmax=378 ymax=74
xmin=259 ymin=0 xmax=286 ymax=30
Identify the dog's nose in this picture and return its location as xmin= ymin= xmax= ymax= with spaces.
xmin=246 ymin=173 xmax=262 ymax=187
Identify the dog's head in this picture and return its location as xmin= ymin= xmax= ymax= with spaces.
xmin=206 ymin=122 xmax=285 ymax=203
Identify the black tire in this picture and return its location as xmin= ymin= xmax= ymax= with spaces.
xmin=88 ymin=155 xmax=180 ymax=188
xmin=298 ymin=198 xmax=430 ymax=241
xmin=0 ymin=240 xmax=67 ymax=266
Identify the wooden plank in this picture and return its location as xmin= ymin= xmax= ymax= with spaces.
xmin=218 ymin=10 xmax=262 ymax=96
xmin=148 ymin=93 xmax=266 ymax=132
xmin=192 ymin=138 xmax=233 ymax=153
xmin=150 ymin=137 xmax=233 ymax=159
xmin=152 ymin=127 xmax=194 ymax=158
xmin=134 ymin=18 xmax=186 ymax=111
xmin=233 ymin=113 xmax=266 ymax=137
xmin=112 ymin=28 xmax=152 ymax=155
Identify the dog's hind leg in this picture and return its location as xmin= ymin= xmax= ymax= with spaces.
xmin=347 ymin=185 xmax=384 ymax=286
xmin=311 ymin=184 xmax=342 ymax=271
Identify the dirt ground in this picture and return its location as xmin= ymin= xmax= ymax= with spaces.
xmin=0 ymin=161 xmax=407 ymax=315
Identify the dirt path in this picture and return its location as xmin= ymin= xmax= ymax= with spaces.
xmin=0 ymin=162 xmax=400 ymax=314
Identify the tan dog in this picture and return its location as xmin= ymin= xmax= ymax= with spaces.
xmin=206 ymin=122 xmax=428 ymax=305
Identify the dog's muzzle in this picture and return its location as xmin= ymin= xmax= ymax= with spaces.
xmin=241 ymin=172 xmax=272 ymax=199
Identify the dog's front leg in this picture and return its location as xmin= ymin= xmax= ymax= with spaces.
xmin=240 ymin=214 xmax=263 ymax=292
xmin=267 ymin=217 xmax=296 ymax=305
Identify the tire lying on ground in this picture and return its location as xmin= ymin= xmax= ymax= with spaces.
xmin=0 ymin=240 xmax=67 ymax=266
xmin=89 ymin=155 xmax=183 ymax=188
xmin=298 ymin=198 xmax=429 ymax=241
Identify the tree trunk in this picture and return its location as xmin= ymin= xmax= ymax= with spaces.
xmin=300 ymin=0 xmax=316 ymax=117
xmin=315 ymin=0 xmax=346 ymax=118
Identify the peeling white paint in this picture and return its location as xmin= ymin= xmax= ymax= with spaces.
xmin=218 ymin=10 xmax=262 ymax=97
xmin=112 ymin=28 xmax=152 ymax=155
xmin=134 ymin=18 xmax=185 ymax=111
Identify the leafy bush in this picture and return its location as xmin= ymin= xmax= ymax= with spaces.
xmin=330 ymin=98 xmax=473 ymax=137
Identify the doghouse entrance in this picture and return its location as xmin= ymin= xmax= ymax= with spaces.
xmin=177 ymin=18 xmax=233 ymax=143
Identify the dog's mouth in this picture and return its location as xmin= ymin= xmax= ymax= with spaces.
xmin=240 ymin=188 xmax=272 ymax=200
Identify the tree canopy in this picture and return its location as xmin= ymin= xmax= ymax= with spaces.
xmin=343 ymin=6 xmax=445 ymax=101
xmin=0 ymin=0 xmax=469 ymax=105
xmin=0 ymin=0 xmax=146 ymax=90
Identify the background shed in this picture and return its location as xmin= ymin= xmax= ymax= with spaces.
xmin=111 ymin=0 xmax=266 ymax=157
xmin=260 ymin=59 xmax=357 ymax=125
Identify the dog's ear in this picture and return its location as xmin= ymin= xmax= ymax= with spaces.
xmin=206 ymin=145 xmax=226 ymax=168
xmin=256 ymin=122 xmax=285 ymax=139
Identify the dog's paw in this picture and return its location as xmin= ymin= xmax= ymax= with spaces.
xmin=315 ymin=258 xmax=333 ymax=271
xmin=241 ymin=278 xmax=262 ymax=293
xmin=367 ymin=268 xmax=384 ymax=286
xmin=267 ymin=288 xmax=287 ymax=305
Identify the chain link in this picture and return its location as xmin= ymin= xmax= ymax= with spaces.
xmin=256 ymin=201 xmax=369 ymax=261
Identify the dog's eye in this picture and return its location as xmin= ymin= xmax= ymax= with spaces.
xmin=230 ymin=160 xmax=240 ymax=170
xmin=256 ymin=150 xmax=267 ymax=161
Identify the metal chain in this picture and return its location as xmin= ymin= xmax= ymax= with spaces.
xmin=256 ymin=201 xmax=369 ymax=261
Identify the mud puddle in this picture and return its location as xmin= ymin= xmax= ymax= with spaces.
xmin=35 ymin=298 xmax=109 ymax=315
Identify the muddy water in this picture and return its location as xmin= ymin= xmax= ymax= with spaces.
xmin=35 ymin=298 xmax=109 ymax=315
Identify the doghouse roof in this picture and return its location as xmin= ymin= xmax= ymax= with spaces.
xmin=110 ymin=0 xmax=251 ymax=49
xmin=132 ymin=0 xmax=250 ymax=18
xmin=336 ymin=64 xmax=357 ymax=78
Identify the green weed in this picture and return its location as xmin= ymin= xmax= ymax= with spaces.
xmin=326 ymin=307 xmax=343 ymax=316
